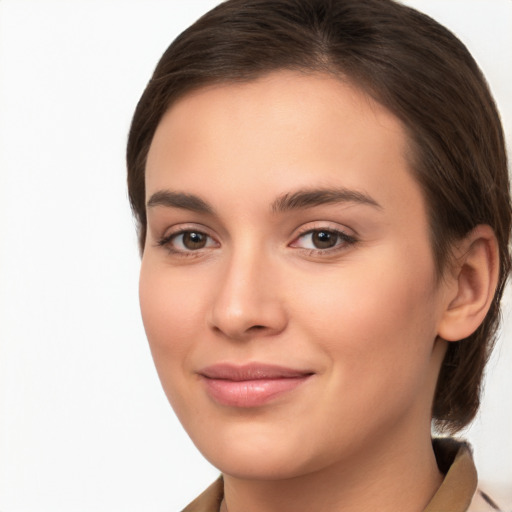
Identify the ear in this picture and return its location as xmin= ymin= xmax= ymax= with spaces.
xmin=437 ymin=225 xmax=499 ymax=342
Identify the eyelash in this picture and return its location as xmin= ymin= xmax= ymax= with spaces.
xmin=156 ymin=228 xmax=219 ymax=258
xmin=156 ymin=226 xmax=358 ymax=257
xmin=290 ymin=227 xmax=358 ymax=256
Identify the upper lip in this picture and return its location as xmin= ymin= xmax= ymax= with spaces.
xmin=198 ymin=363 xmax=314 ymax=381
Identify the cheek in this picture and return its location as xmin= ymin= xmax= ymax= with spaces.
xmin=138 ymin=261 xmax=206 ymax=390
xmin=292 ymin=246 xmax=439 ymax=387
xmin=139 ymin=254 xmax=211 ymax=333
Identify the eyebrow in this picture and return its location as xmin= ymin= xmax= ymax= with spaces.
xmin=146 ymin=190 xmax=214 ymax=214
xmin=146 ymin=186 xmax=381 ymax=215
xmin=271 ymin=187 xmax=382 ymax=213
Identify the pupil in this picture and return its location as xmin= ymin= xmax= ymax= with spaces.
xmin=183 ymin=232 xmax=206 ymax=249
xmin=312 ymin=231 xmax=337 ymax=249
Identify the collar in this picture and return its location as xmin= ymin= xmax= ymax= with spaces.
xmin=424 ymin=438 xmax=477 ymax=511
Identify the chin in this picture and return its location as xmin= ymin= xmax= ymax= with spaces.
xmin=190 ymin=422 xmax=330 ymax=481
xmin=209 ymin=451 xmax=311 ymax=481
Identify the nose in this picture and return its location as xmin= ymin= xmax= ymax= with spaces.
xmin=207 ymin=246 xmax=288 ymax=341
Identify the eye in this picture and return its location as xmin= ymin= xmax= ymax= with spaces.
xmin=290 ymin=228 xmax=356 ymax=251
xmin=158 ymin=230 xmax=218 ymax=253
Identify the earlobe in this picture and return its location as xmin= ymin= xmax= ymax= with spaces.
xmin=437 ymin=225 xmax=499 ymax=342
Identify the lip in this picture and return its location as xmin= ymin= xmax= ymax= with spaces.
xmin=198 ymin=363 xmax=314 ymax=408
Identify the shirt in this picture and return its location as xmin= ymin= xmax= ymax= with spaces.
xmin=182 ymin=438 xmax=502 ymax=512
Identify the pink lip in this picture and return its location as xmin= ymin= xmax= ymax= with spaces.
xmin=198 ymin=363 xmax=314 ymax=408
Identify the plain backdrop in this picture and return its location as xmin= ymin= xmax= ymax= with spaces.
xmin=0 ymin=1 xmax=511 ymax=510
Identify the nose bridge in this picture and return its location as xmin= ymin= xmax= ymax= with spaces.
xmin=208 ymin=238 xmax=286 ymax=339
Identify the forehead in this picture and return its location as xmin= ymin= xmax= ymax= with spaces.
xmin=150 ymin=71 xmax=407 ymax=160
xmin=145 ymin=70 xmax=421 ymax=218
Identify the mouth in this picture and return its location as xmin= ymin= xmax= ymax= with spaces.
xmin=198 ymin=363 xmax=314 ymax=408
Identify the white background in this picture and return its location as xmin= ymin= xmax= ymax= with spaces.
xmin=0 ymin=1 xmax=511 ymax=510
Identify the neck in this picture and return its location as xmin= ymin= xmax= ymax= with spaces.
xmin=221 ymin=429 xmax=443 ymax=512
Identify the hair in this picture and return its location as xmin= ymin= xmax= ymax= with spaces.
xmin=127 ymin=0 xmax=511 ymax=432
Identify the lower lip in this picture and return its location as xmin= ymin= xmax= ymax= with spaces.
xmin=201 ymin=376 xmax=311 ymax=408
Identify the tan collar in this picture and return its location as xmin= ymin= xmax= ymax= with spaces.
xmin=424 ymin=438 xmax=478 ymax=511
xmin=181 ymin=476 xmax=223 ymax=512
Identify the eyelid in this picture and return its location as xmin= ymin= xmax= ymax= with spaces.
xmin=291 ymin=221 xmax=356 ymax=239
xmin=156 ymin=223 xmax=220 ymax=254
xmin=289 ymin=222 xmax=358 ymax=253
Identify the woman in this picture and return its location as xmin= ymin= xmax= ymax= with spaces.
xmin=127 ymin=0 xmax=511 ymax=510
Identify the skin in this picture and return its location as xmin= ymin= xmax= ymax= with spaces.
xmin=139 ymin=71 xmax=490 ymax=512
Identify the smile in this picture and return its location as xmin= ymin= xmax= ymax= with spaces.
xmin=198 ymin=363 xmax=314 ymax=408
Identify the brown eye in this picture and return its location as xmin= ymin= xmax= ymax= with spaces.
xmin=311 ymin=230 xmax=338 ymax=249
xmin=181 ymin=231 xmax=208 ymax=250
xmin=290 ymin=227 xmax=357 ymax=253
xmin=159 ymin=229 xmax=218 ymax=253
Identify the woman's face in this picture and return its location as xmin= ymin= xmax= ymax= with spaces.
xmin=140 ymin=71 xmax=451 ymax=478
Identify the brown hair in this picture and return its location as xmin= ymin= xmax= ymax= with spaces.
xmin=127 ymin=0 xmax=511 ymax=432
